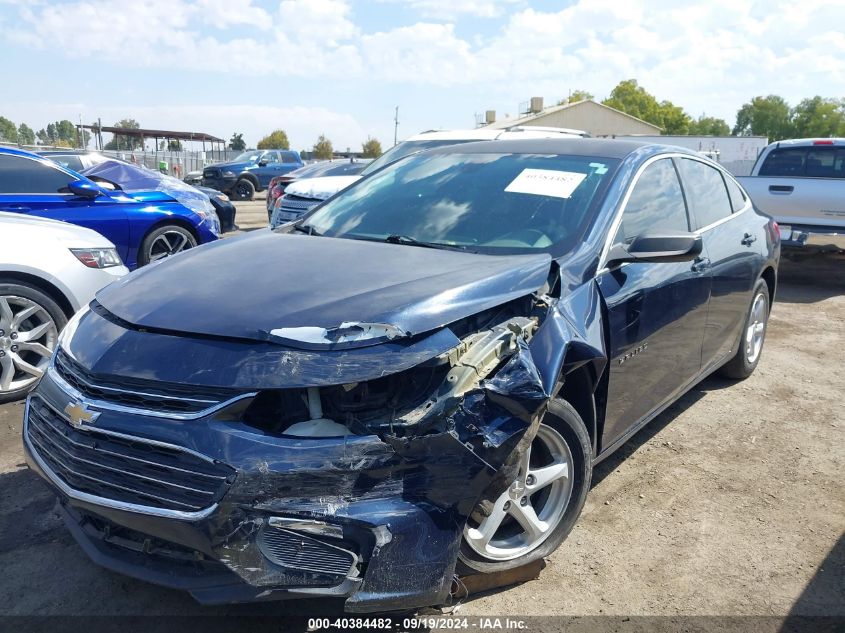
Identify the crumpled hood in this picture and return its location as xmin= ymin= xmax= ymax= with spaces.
xmin=284 ymin=175 xmax=361 ymax=201
xmin=96 ymin=231 xmax=551 ymax=344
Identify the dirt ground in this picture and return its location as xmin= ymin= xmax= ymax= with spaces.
xmin=0 ymin=250 xmax=842 ymax=622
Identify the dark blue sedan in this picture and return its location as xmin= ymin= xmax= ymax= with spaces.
xmin=0 ymin=147 xmax=219 ymax=269
xmin=23 ymin=139 xmax=779 ymax=611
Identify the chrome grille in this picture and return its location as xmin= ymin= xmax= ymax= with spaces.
xmin=53 ymin=348 xmax=240 ymax=415
xmin=259 ymin=527 xmax=357 ymax=577
xmin=26 ymin=397 xmax=235 ymax=514
xmin=280 ymin=195 xmax=321 ymax=211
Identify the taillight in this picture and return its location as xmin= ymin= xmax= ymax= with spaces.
xmin=771 ymin=221 xmax=780 ymax=241
xmin=813 ymin=139 xmax=835 ymax=145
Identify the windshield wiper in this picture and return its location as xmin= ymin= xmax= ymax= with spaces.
xmin=384 ymin=234 xmax=472 ymax=252
xmin=290 ymin=223 xmax=322 ymax=236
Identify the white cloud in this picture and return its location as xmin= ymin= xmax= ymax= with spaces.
xmin=379 ymin=0 xmax=523 ymax=19
xmin=4 ymin=0 xmax=845 ymax=129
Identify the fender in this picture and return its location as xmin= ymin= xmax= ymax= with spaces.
xmin=528 ymin=281 xmax=607 ymax=409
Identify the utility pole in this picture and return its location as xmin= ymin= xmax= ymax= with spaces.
xmin=393 ymin=106 xmax=399 ymax=147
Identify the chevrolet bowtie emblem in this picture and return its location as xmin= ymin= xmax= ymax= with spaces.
xmin=64 ymin=401 xmax=100 ymax=428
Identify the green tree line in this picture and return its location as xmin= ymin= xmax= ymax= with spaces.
xmin=596 ymin=79 xmax=845 ymax=140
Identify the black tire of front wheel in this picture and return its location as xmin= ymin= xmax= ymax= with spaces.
xmin=457 ymin=398 xmax=592 ymax=575
xmin=233 ymin=178 xmax=255 ymax=201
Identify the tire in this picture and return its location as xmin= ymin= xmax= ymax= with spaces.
xmin=718 ymin=279 xmax=770 ymax=380
xmin=232 ymin=178 xmax=255 ymax=201
xmin=0 ymin=281 xmax=67 ymax=403
xmin=458 ymin=398 xmax=592 ymax=574
xmin=138 ymin=225 xmax=198 ymax=267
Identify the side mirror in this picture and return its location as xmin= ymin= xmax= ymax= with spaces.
xmin=66 ymin=179 xmax=102 ymax=199
xmin=607 ymin=231 xmax=703 ymax=266
xmin=258 ymin=160 xmax=268 ymax=167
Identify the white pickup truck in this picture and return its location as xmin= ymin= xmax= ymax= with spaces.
xmin=737 ymin=138 xmax=845 ymax=251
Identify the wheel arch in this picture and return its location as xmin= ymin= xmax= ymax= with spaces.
xmin=760 ymin=265 xmax=777 ymax=309
xmin=237 ymin=171 xmax=260 ymax=189
xmin=0 ymin=271 xmax=75 ymax=318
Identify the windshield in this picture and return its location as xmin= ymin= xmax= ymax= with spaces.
xmin=304 ymin=152 xmax=620 ymax=255
xmin=360 ymin=139 xmax=480 ymax=176
xmin=233 ymin=151 xmax=261 ymax=163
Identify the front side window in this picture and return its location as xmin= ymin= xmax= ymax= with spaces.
xmin=304 ymin=151 xmax=620 ymax=255
xmin=0 ymin=155 xmax=73 ymax=194
xmin=676 ymin=158 xmax=732 ymax=229
xmin=261 ymin=152 xmax=279 ymax=164
xmin=613 ymin=158 xmax=688 ymax=245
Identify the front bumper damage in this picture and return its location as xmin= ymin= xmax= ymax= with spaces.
xmin=23 ymin=312 xmax=557 ymax=612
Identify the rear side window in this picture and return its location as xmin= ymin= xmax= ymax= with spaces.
xmin=281 ymin=152 xmax=300 ymax=164
xmin=759 ymin=146 xmax=845 ymax=178
xmin=614 ymin=158 xmax=689 ymax=244
xmin=724 ymin=176 xmax=747 ymax=213
xmin=759 ymin=148 xmax=806 ymax=176
xmin=676 ymin=158 xmax=732 ymax=229
xmin=0 ymin=154 xmax=72 ymax=194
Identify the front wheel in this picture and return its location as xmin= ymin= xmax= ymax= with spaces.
xmin=458 ymin=399 xmax=592 ymax=574
xmin=718 ymin=279 xmax=770 ymax=380
xmin=138 ymin=225 xmax=197 ymax=266
xmin=0 ymin=283 xmax=66 ymax=403
xmin=232 ymin=178 xmax=255 ymax=201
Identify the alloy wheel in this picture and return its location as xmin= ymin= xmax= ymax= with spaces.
xmin=464 ymin=423 xmax=574 ymax=561
xmin=0 ymin=296 xmax=58 ymax=393
xmin=148 ymin=230 xmax=194 ymax=262
xmin=745 ymin=291 xmax=768 ymax=364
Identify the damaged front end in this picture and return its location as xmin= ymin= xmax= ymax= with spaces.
xmin=23 ymin=294 xmax=559 ymax=612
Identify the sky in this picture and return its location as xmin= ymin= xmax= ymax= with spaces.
xmin=0 ymin=0 xmax=843 ymax=152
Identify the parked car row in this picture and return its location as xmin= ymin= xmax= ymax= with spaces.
xmin=15 ymin=134 xmax=780 ymax=613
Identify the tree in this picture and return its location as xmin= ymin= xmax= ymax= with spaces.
xmin=104 ymin=118 xmax=143 ymax=150
xmin=792 ymin=96 xmax=845 ymax=138
xmin=17 ymin=123 xmax=35 ymax=145
xmin=688 ymin=115 xmax=731 ymax=136
xmin=733 ymin=95 xmax=793 ymax=141
xmin=361 ymin=137 xmax=382 ymax=158
xmin=602 ymin=79 xmax=691 ymax=135
xmin=312 ymin=134 xmax=333 ymax=159
xmin=257 ymin=129 xmax=290 ymax=150
xmin=0 ymin=117 xmax=17 ymax=143
xmin=36 ymin=128 xmax=50 ymax=144
xmin=557 ymin=90 xmax=594 ymax=105
xmin=228 ymin=132 xmax=246 ymax=151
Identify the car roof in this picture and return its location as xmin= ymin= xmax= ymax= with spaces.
xmin=0 ymin=146 xmax=43 ymax=159
xmin=405 ymin=127 xmax=586 ymax=142
xmin=426 ymin=137 xmax=659 ymax=159
xmin=36 ymin=150 xmax=94 ymax=156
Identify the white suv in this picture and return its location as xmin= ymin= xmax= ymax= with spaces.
xmin=270 ymin=126 xmax=588 ymax=227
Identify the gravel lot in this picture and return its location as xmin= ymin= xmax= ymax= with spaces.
xmin=0 ymin=220 xmax=842 ymax=622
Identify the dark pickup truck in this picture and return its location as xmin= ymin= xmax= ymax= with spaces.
xmin=203 ymin=149 xmax=303 ymax=201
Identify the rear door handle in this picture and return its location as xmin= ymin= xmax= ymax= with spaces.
xmin=741 ymin=232 xmax=757 ymax=246
xmin=691 ymin=257 xmax=711 ymax=273
xmin=768 ymin=185 xmax=794 ymax=194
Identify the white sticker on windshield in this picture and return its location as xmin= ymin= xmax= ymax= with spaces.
xmin=504 ymin=169 xmax=587 ymax=199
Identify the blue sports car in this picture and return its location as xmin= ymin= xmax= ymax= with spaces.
xmin=23 ymin=139 xmax=779 ymax=611
xmin=0 ymin=147 xmax=219 ymax=269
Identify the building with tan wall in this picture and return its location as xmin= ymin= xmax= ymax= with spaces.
xmin=482 ymin=98 xmax=662 ymax=137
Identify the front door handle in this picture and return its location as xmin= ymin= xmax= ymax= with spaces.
xmin=691 ymin=257 xmax=711 ymax=273
xmin=741 ymin=232 xmax=757 ymax=246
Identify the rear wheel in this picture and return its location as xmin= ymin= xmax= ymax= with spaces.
xmin=718 ymin=279 xmax=770 ymax=379
xmin=232 ymin=178 xmax=255 ymax=201
xmin=0 ymin=283 xmax=66 ymax=403
xmin=458 ymin=399 xmax=592 ymax=573
xmin=138 ymin=225 xmax=197 ymax=266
